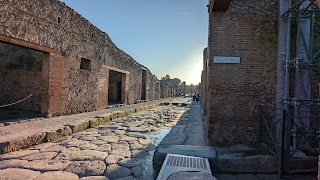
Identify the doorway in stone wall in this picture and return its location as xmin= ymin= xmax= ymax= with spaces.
xmin=0 ymin=41 xmax=49 ymax=122
xmin=141 ymin=69 xmax=147 ymax=101
xmin=108 ymin=70 xmax=125 ymax=107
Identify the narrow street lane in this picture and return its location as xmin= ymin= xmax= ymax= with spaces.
xmin=0 ymin=99 xmax=191 ymax=180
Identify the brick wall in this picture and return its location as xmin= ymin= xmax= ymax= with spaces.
xmin=1 ymin=0 xmax=160 ymax=116
xmin=205 ymin=0 xmax=278 ymax=143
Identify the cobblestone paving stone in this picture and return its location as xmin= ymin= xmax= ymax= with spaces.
xmin=0 ymin=99 xmax=190 ymax=180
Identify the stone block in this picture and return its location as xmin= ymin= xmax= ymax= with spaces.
xmin=45 ymin=131 xmax=58 ymax=142
xmin=89 ymin=119 xmax=100 ymax=128
xmin=217 ymin=155 xmax=277 ymax=173
xmin=69 ymin=121 xmax=90 ymax=133
xmin=3 ymin=133 xmax=46 ymax=153
xmin=56 ymin=126 xmax=73 ymax=138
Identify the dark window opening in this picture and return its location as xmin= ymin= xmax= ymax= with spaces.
xmin=141 ymin=69 xmax=147 ymax=101
xmin=80 ymin=58 xmax=91 ymax=70
xmin=57 ymin=17 xmax=61 ymax=24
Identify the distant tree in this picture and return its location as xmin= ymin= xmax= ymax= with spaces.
xmin=172 ymin=78 xmax=181 ymax=86
xmin=161 ymin=75 xmax=170 ymax=80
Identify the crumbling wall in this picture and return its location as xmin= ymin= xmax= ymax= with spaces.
xmin=1 ymin=0 xmax=160 ymax=116
xmin=206 ymin=0 xmax=278 ymax=143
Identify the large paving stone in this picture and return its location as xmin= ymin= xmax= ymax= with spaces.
xmin=34 ymin=171 xmax=79 ymax=180
xmin=144 ymin=144 xmax=156 ymax=151
xmin=111 ymin=141 xmax=130 ymax=151
xmin=40 ymin=144 xmax=67 ymax=152
xmin=105 ymin=155 xmax=125 ymax=165
xmin=0 ymin=159 xmax=28 ymax=169
xmin=0 ymin=168 xmax=41 ymax=180
xmin=158 ymin=125 xmax=186 ymax=145
xmin=77 ymin=143 xmax=99 ymax=150
xmin=138 ymin=138 xmax=151 ymax=145
xmin=113 ymin=130 xmax=126 ymax=135
xmin=126 ymin=132 xmax=147 ymax=139
xmin=0 ymin=150 xmax=40 ymax=160
xmin=95 ymin=144 xmax=112 ymax=152
xmin=78 ymin=136 xmax=98 ymax=141
xmin=21 ymin=152 xmax=57 ymax=160
xmin=28 ymin=143 xmax=54 ymax=150
xmin=104 ymin=164 xmax=132 ymax=180
xmin=129 ymin=142 xmax=144 ymax=150
xmin=132 ymin=165 xmax=144 ymax=177
xmin=98 ymin=131 xmax=117 ymax=136
xmin=126 ymin=126 xmax=150 ymax=133
xmin=131 ymin=150 xmax=149 ymax=158
xmin=98 ymin=136 xmax=120 ymax=143
xmin=62 ymin=139 xmax=91 ymax=148
xmin=22 ymin=160 xmax=71 ymax=171
xmin=64 ymin=161 xmax=106 ymax=177
xmin=118 ymin=158 xmax=142 ymax=168
xmin=91 ymin=140 xmax=108 ymax=145
xmin=55 ymin=150 xmax=108 ymax=161
xmin=167 ymin=172 xmax=217 ymax=180
xmin=120 ymin=136 xmax=137 ymax=143
xmin=80 ymin=176 xmax=110 ymax=180
xmin=109 ymin=150 xmax=131 ymax=158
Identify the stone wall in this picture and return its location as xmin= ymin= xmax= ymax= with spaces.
xmin=0 ymin=0 xmax=160 ymax=116
xmin=204 ymin=0 xmax=278 ymax=143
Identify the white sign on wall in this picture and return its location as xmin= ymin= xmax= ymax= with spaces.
xmin=213 ymin=56 xmax=240 ymax=64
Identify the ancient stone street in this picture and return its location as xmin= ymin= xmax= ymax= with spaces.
xmin=0 ymin=100 xmax=191 ymax=180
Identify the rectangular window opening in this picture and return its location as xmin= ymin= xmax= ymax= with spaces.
xmin=80 ymin=58 xmax=91 ymax=70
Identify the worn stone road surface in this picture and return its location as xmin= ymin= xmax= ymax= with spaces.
xmin=0 ymin=100 xmax=190 ymax=180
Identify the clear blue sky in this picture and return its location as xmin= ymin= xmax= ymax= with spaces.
xmin=60 ymin=0 xmax=208 ymax=85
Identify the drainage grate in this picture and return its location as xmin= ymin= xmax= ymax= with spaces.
xmin=157 ymin=154 xmax=212 ymax=180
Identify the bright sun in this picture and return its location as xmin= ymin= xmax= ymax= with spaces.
xmin=187 ymin=60 xmax=202 ymax=85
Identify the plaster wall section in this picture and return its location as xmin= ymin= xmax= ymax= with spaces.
xmin=1 ymin=0 xmax=160 ymax=116
xmin=206 ymin=0 xmax=278 ymax=143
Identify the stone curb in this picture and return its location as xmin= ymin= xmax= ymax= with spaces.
xmin=0 ymin=100 xmax=170 ymax=154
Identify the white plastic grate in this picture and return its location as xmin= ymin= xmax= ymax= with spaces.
xmin=157 ymin=153 xmax=212 ymax=180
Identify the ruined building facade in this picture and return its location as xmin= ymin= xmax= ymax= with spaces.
xmin=202 ymin=0 xmax=278 ymax=143
xmin=0 ymin=0 xmax=161 ymax=117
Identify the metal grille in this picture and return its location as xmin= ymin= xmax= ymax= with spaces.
xmin=166 ymin=154 xmax=208 ymax=169
xmin=157 ymin=154 xmax=211 ymax=180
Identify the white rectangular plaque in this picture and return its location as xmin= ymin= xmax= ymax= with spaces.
xmin=213 ymin=56 xmax=240 ymax=64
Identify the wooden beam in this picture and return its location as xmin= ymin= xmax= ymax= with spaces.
xmin=102 ymin=65 xmax=130 ymax=74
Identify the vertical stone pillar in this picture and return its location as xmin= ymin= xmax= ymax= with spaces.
xmin=97 ymin=67 xmax=109 ymax=110
xmin=122 ymin=73 xmax=128 ymax=104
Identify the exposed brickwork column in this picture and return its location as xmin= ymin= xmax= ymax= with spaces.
xmin=47 ymin=53 xmax=67 ymax=117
